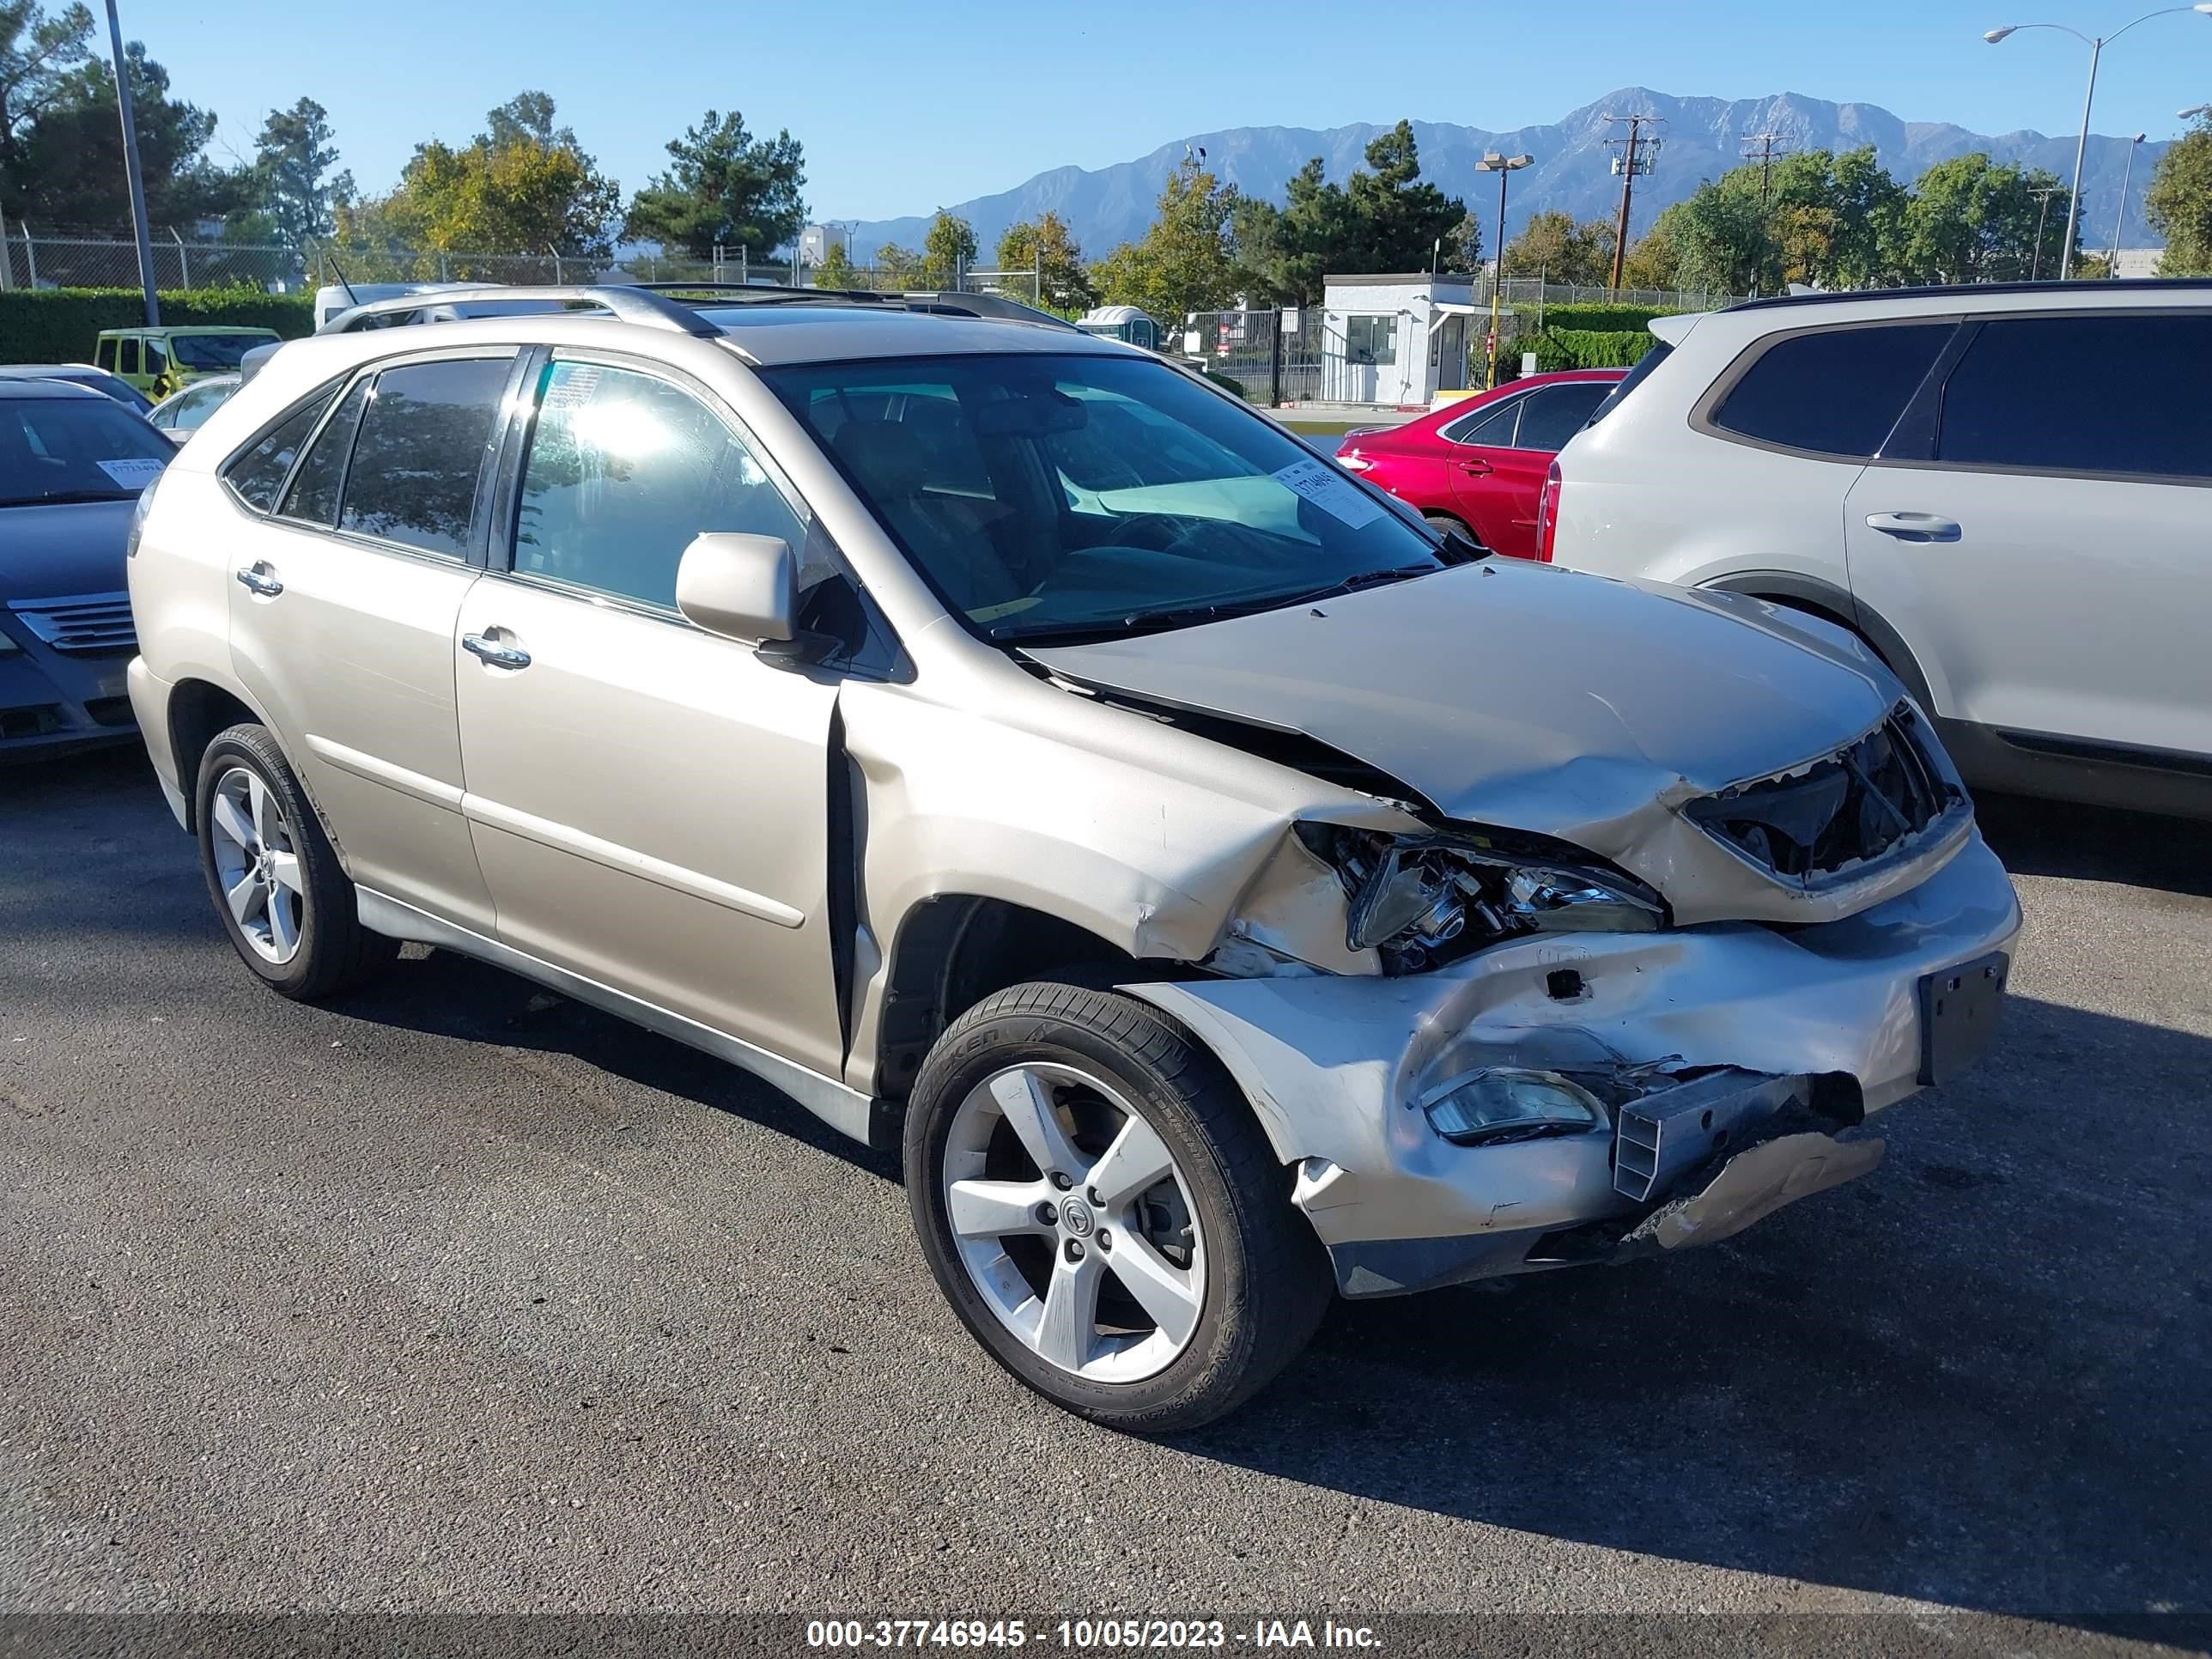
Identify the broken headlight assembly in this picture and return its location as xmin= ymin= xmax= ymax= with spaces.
xmin=1418 ymin=1067 xmax=1609 ymax=1146
xmin=1297 ymin=823 xmax=1666 ymax=974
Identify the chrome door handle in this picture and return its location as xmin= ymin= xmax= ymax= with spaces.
xmin=463 ymin=631 xmax=532 ymax=671
xmin=1864 ymin=511 xmax=1961 ymax=543
xmin=234 ymin=564 xmax=283 ymax=597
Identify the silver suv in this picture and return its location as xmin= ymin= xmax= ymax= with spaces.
xmin=125 ymin=284 xmax=2021 ymax=1430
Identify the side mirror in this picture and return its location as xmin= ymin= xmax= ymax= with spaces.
xmin=676 ymin=532 xmax=797 ymax=645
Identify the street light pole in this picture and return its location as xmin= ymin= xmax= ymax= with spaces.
xmin=103 ymin=0 xmax=160 ymax=325
xmin=1984 ymin=7 xmax=2212 ymax=279
xmin=1472 ymin=151 xmax=1531 ymax=390
xmin=2108 ymin=132 xmax=2146 ymax=267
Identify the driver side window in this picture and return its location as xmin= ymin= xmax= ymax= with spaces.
xmin=514 ymin=360 xmax=815 ymax=612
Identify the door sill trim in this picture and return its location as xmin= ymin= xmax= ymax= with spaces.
xmin=354 ymin=886 xmax=876 ymax=1145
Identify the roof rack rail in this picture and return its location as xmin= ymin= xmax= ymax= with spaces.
xmin=318 ymin=284 xmax=725 ymax=338
xmin=643 ymin=280 xmax=1076 ymax=329
xmin=1724 ymin=276 xmax=2212 ymax=313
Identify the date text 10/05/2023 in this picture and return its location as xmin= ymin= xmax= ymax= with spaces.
xmin=805 ymin=1620 xmax=1382 ymax=1649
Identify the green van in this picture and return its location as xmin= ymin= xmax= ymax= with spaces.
xmin=93 ymin=325 xmax=283 ymax=398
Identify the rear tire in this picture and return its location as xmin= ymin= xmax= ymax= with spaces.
xmin=194 ymin=722 xmax=398 ymax=1000
xmin=1423 ymin=511 xmax=1485 ymax=549
xmin=905 ymin=982 xmax=1332 ymax=1432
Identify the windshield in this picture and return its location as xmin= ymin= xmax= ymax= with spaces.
xmin=761 ymin=353 xmax=1445 ymax=641
xmin=0 ymin=396 xmax=173 ymax=507
xmin=167 ymin=333 xmax=274 ymax=369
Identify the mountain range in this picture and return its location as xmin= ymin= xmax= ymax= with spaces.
xmin=838 ymin=87 xmax=2172 ymax=264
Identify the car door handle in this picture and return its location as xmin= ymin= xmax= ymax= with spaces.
xmin=1864 ymin=511 xmax=1961 ymax=543
xmin=463 ymin=631 xmax=532 ymax=672
xmin=234 ymin=563 xmax=283 ymax=597
xmin=1452 ymin=459 xmax=1493 ymax=476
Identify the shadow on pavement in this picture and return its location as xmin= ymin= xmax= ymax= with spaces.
xmin=1976 ymin=790 xmax=2212 ymax=899
xmin=1169 ymin=990 xmax=2212 ymax=1632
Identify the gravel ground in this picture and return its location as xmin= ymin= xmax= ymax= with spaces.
xmin=2 ymin=748 xmax=2207 ymax=1655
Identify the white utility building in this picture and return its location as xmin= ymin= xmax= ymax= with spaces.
xmin=1320 ymin=273 xmax=1475 ymax=406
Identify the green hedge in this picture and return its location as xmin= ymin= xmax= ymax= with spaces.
xmin=1530 ymin=301 xmax=1684 ymax=333
xmin=0 ymin=287 xmax=315 ymax=365
xmin=1531 ymin=326 xmax=1659 ymax=371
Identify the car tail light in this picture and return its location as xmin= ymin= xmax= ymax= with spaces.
xmin=1534 ymin=460 xmax=1562 ymax=563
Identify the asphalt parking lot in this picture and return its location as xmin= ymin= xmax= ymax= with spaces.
xmin=3 ymin=747 xmax=2209 ymax=1651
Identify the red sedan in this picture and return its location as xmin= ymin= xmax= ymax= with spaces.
xmin=1335 ymin=368 xmax=1626 ymax=559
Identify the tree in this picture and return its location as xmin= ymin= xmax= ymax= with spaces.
xmin=2147 ymin=111 xmax=2212 ymax=275
xmin=624 ymin=108 xmax=805 ymax=260
xmin=998 ymin=210 xmax=1094 ymax=310
xmin=0 ymin=1 xmax=91 ymax=215
xmin=811 ymin=239 xmax=857 ymax=289
xmin=1233 ymin=122 xmax=1468 ymax=304
xmin=1502 ymin=210 xmax=1615 ymax=286
xmin=918 ymin=208 xmax=976 ymax=287
xmin=341 ymin=92 xmax=618 ymax=270
xmin=1091 ymin=153 xmax=1242 ymax=319
xmin=870 ymin=242 xmax=921 ymax=289
xmin=1900 ymin=154 xmax=2065 ymax=283
xmin=253 ymin=96 xmax=339 ymax=245
xmin=11 ymin=33 xmax=246 ymax=228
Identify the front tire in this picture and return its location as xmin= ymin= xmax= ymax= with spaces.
xmin=905 ymin=982 xmax=1331 ymax=1432
xmin=194 ymin=722 xmax=397 ymax=1000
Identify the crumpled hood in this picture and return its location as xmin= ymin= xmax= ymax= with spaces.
xmin=1025 ymin=561 xmax=1945 ymax=923
xmin=0 ymin=500 xmax=135 ymax=601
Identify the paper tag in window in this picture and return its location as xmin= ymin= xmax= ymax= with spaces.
xmin=97 ymin=458 xmax=167 ymax=491
xmin=1271 ymin=456 xmax=1383 ymax=528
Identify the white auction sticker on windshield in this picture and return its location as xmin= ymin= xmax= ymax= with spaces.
xmin=1272 ymin=456 xmax=1383 ymax=528
xmin=96 ymin=458 xmax=167 ymax=491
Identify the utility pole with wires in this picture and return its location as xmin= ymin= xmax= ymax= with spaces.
xmin=1602 ymin=112 xmax=1662 ymax=295
xmin=1741 ymin=129 xmax=1795 ymax=206
xmin=2029 ymin=185 xmax=2064 ymax=281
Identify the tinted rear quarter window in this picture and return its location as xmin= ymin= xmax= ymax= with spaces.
xmin=1710 ymin=323 xmax=1953 ymax=459
xmin=1937 ymin=313 xmax=2212 ymax=479
xmin=224 ymin=386 xmax=337 ymax=512
xmin=280 ymin=380 xmax=368 ymax=527
xmin=1443 ymin=395 xmax=1521 ymax=447
xmin=1583 ymin=340 xmax=1670 ymax=427
xmin=338 ymin=356 xmax=512 ymax=556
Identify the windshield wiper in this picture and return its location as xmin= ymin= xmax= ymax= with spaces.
xmin=1 ymin=489 xmax=140 ymax=507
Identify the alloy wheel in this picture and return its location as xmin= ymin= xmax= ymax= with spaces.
xmin=208 ymin=764 xmax=306 ymax=965
xmin=942 ymin=1062 xmax=1206 ymax=1383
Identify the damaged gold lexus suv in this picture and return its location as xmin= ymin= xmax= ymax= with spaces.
xmin=125 ymin=285 xmax=2021 ymax=1430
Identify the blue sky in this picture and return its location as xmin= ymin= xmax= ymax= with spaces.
xmin=154 ymin=0 xmax=2212 ymax=221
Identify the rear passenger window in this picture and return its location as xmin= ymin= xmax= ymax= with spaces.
xmin=118 ymin=339 xmax=140 ymax=376
xmin=224 ymin=386 xmax=338 ymax=512
xmin=514 ymin=360 xmax=810 ymax=611
xmin=338 ymin=356 xmax=512 ymax=557
xmin=1710 ymin=324 xmax=1952 ymax=459
xmin=279 ymin=380 xmax=368 ymax=527
xmin=1937 ymin=314 xmax=2212 ymax=480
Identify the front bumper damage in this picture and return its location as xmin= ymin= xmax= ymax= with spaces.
xmin=1123 ymin=832 xmax=2021 ymax=1297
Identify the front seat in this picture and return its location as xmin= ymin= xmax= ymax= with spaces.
xmin=830 ymin=418 xmax=1023 ymax=612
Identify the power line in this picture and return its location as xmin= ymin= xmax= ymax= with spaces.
xmin=1741 ymin=130 xmax=1796 ymax=206
xmin=1601 ymin=112 xmax=1663 ymax=295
